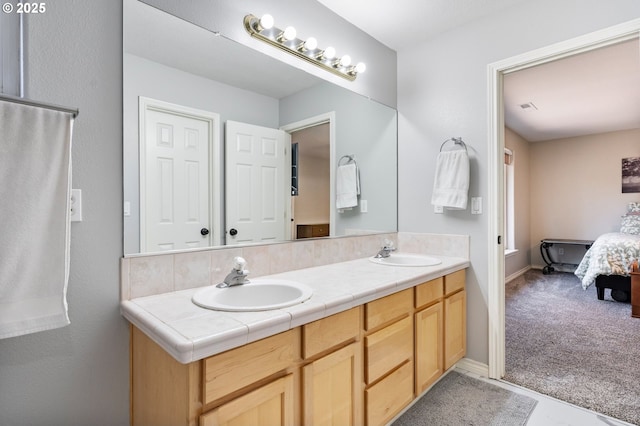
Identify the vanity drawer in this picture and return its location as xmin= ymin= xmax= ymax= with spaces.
xmin=364 ymin=316 xmax=413 ymax=384
xmin=365 ymin=289 xmax=412 ymax=331
xmin=202 ymin=329 xmax=299 ymax=406
xmin=444 ymin=269 xmax=465 ymax=295
xmin=365 ymin=361 xmax=414 ymax=426
xmin=303 ymin=307 xmax=360 ymax=359
xmin=415 ymin=277 xmax=444 ymax=309
xmin=297 ymin=223 xmax=329 ymax=238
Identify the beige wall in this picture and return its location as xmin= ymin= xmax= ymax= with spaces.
xmin=292 ymin=126 xmax=330 ymax=226
xmin=505 ymin=128 xmax=531 ymax=278
xmin=530 ymin=128 xmax=640 ymax=267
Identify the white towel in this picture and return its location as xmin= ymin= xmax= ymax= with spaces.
xmin=0 ymin=101 xmax=74 ymax=339
xmin=336 ymin=163 xmax=360 ymax=210
xmin=431 ymin=149 xmax=469 ymax=210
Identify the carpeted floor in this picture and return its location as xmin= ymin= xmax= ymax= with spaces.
xmin=393 ymin=371 xmax=537 ymax=426
xmin=504 ymin=269 xmax=640 ymax=425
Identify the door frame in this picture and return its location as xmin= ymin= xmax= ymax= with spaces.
xmin=487 ymin=19 xmax=640 ymax=379
xmin=280 ymin=112 xmax=336 ymax=237
xmin=139 ymin=96 xmax=222 ymax=250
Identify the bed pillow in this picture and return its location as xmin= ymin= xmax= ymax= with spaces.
xmin=628 ymin=202 xmax=640 ymax=213
xmin=621 ymin=213 xmax=640 ymax=235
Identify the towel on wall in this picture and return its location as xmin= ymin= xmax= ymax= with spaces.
xmin=431 ymin=149 xmax=469 ymax=210
xmin=0 ymin=101 xmax=74 ymax=339
xmin=336 ymin=162 xmax=360 ymax=210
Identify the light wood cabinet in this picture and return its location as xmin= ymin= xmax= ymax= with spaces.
xmin=365 ymin=361 xmax=414 ymax=426
xmin=303 ymin=342 xmax=362 ymax=426
xmin=444 ymin=269 xmax=466 ymax=370
xmin=414 ymin=271 xmax=466 ymax=394
xmin=130 ymin=270 xmax=467 ymax=426
xmin=415 ymin=300 xmax=443 ymax=393
xmin=200 ymin=375 xmax=295 ymax=426
xmin=202 ymin=329 xmax=299 ymax=406
xmin=363 ymin=289 xmax=414 ymax=426
xmin=302 ymin=307 xmax=362 ymax=426
xmin=444 ymin=287 xmax=466 ymax=370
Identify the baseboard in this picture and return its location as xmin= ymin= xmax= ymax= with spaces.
xmin=455 ymin=357 xmax=489 ymax=377
xmin=505 ymin=265 xmax=531 ymax=283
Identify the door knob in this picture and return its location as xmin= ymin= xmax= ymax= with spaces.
xmin=200 ymin=228 xmax=210 ymax=236
xmin=229 ymin=228 xmax=238 ymax=236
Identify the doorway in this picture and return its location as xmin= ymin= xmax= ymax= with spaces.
xmin=281 ymin=112 xmax=337 ymax=238
xmin=290 ymin=123 xmax=331 ymax=239
xmin=487 ymin=19 xmax=640 ymax=379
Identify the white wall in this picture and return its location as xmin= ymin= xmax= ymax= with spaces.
xmin=505 ymin=127 xmax=531 ymax=278
xmin=0 ymin=2 xmax=128 ymax=425
xmin=398 ymin=0 xmax=640 ymax=364
xmin=530 ymin=128 xmax=640 ymax=266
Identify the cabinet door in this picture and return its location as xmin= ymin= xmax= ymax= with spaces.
xmin=200 ymin=375 xmax=294 ymax=426
xmin=415 ymin=301 xmax=443 ymax=393
xmin=303 ymin=342 xmax=362 ymax=426
xmin=444 ymin=290 xmax=466 ymax=370
xmin=365 ymin=361 xmax=413 ymax=426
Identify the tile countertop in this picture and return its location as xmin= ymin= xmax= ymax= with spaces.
xmin=121 ymin=254 xmax=470 ymax=364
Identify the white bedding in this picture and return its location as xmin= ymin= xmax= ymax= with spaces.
xmin=574 ymin=232 xmax=640 ymax=289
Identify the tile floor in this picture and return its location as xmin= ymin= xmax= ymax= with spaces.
xmin=457 ymin=368 xmax=634 ymax=426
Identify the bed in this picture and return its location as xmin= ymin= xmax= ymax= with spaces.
xmin=575 ymin=203 xmax=640 ymax=302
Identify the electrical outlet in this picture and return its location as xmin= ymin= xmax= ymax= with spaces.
xmin=70 ymin=189 xmax=83 ymax=222
xmin=360 ymin=199 xmax=368 ymax=213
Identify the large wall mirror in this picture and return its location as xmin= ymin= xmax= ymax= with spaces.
xmin=123 ymin=0 xmax=398 ymax=255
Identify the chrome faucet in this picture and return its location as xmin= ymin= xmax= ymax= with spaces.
xmin=216 ymin=256 xmax=251 ymax=288
xmin=374 ymin=239 xmax=396 ymax=258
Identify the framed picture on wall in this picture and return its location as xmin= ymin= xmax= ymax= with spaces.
xmin=622 ymin=157 xmax=640 ymax=193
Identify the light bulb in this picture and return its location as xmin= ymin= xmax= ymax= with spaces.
xmin=323 ymin=46 xmax=336 ymax=59
xmin=355 ymin=62 xmax=366 ymax=73
xmin=258 ymin=14 xmax=273 ymax=31
xmin=304 ymin=37 xmax=318 ymax=50
xmin=339 ymin=55 xmax=352 ymax=67
xmin=282 ymin=26 xmax=297 ymax=41
xmin=297 ymin=37 xmax=318 ymax=52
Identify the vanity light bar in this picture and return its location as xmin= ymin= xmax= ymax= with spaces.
xmin=243 ymin=14 xmax=366 ymax=81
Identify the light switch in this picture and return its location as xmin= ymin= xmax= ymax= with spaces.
xmin=360 ymin=199 xmax=368 ymax=213
xmin=471 ymin=197 xmax=482 ymax=215
xmin=70 ymin=189 xmax=83 ymax=222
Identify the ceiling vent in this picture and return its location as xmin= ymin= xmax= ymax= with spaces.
xmin=519 ymin=102 xmax=538 ymax=111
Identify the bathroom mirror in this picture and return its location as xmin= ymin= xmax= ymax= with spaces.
xmin=123 ymin=0 xmax=398 ymax=255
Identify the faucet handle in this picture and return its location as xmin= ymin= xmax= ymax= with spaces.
xmin=233 ymin=256 xmax=247 ymax=271
xmin=382 ymin=239 xmax=395 ymax=250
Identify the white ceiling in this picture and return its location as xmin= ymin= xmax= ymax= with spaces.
xmin=319 ymin=0 xmax=640 ymax=142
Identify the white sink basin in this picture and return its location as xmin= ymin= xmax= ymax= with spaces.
xmin=369 ymin=253 xmax=442 ymax=267
xmin=192 ymin=279 xmax=313 ymax=312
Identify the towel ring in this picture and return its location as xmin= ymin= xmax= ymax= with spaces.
xmin=338 ymin=154 xmax=357 ymax=166
xmin=439 ymin=137 xmax=467 ymax=152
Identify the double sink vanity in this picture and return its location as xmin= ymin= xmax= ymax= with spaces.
xmin=121 ymin=234 xmax=470 ymax=426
